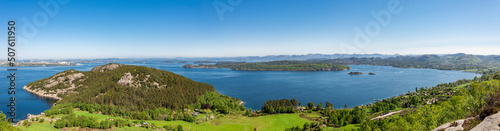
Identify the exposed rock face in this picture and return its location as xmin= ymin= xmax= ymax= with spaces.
xmin=432 ymin=117 xmax=474 ymax=131
xmin=91 ymin=63 xmax=121 ymax=72
xmin=116 ymin=73 xmax=163 ymax=88
xmin=470 ymin=112 xmax=500 ymax=131
xmin=117 ymin=72 xmax=134 ymax=87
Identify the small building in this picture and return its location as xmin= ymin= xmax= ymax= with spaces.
xmin=252 ymin=113 xmax=258 ymax=116
xmin=294 ymin=106 xmax=305 ymax=112
xmin=194 ymin=108 xmax=200 ymax=112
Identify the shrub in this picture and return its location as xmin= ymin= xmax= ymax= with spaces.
xmin=479 ymin=106 xmax=498 ymax=120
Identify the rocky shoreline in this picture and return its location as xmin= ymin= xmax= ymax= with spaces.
xmin=13 ymin=86 xmax=61 ymax=125
xmin=23 ymin=86 xmax=62 ymax=100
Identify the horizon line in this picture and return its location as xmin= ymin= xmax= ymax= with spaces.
xmin=14 ymin=52 xmax=500 ymax=61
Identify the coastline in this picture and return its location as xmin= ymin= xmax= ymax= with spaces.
xmin=13 ymin=86 xmax=61 ymax=125
xmin=23 ymin=86 xmax=62 ymax=101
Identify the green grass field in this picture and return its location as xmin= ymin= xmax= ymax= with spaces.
xmin=453 ymin=83 xmax=470 ymax=89
xmin=18 ymin=111 xmax=313 ymax=131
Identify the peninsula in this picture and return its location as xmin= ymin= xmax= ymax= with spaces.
xmin=183 ymin=60 xmax=351 ymax=71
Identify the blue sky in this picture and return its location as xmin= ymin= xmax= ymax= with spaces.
xmin=1 ymin=0 xmax=499 ymax=59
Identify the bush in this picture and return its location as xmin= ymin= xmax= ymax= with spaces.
xmin=479 ymin=106 xmax=498 ymax=120
xmin=177 ymin=125 xmax=184 ymax=131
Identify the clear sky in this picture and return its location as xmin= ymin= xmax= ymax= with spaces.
xmin=1 ymin=0 xmax=499 ymax=59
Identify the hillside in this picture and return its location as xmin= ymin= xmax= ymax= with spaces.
xmin=24 ymin=63 xmax=216 ymax=111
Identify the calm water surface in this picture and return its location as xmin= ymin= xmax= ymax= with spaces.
xmin=0 ymin=62 xmax=481 ymax=121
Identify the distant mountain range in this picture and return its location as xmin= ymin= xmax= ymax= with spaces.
xmin=18 ymin=53 xmax=500 ymax=68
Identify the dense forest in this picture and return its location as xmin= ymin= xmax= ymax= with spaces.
xmin=183 ymin=60 xmax=351 ymax=71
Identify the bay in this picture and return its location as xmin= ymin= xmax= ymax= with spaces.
xmin=0 ymin=62 xmax=480 ymax=121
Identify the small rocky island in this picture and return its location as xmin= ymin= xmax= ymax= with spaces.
xmin=348 ymin=72 xmax=363 ymax=75
xmin=368 ymin=72 xmax=376 ymax=75
xmin=183 ymin=60 xmax=351 ymax=71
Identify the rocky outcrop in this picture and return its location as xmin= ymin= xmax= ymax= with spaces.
xmin=116 ymin=73 xmax=163 ymax=88
xmin=91 ymin=63 xmax=121 ymax=72
xmin=432 ymin=117 xmax=475 ymax=131
xmin=117 ymin=72 xmax=134 ymax=87
xmin=470 ymin=112 xmax=500 ymax=131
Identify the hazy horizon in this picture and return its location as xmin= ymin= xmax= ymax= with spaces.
xmin=9 ymin=52 xmax=499 ymax=61
xmin=1 ymin=0 xmax=499 ymax=59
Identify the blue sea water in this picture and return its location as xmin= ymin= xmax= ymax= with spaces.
xmin=0 ymin=62 xmax=481 ymax=121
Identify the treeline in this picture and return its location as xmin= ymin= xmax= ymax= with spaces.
xmin=195 ymin=92 xmax=244 ymax=114
xmin=54 ymin=114 xmax=133 ymax=129
xmin=285 ymin=122 xmax=324 ymax=131
xmin=44 ymin=104 xmax=73 ymax=116
xmin=45 ymin=91 xmax=242 ymax=123
xmin=261 ymin=99 xmax=301 ymax=114
xmin=326 ymin=106 xmax=367 ymax=127
xmin=260 ymin=99 xmax=337 ymax=115
xmin=183 ymin=60 xmax=351 ymax=71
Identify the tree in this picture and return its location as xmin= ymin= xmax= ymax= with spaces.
xmin=0 ymin=112 xmax=20 ymax=131
xmin=308 ymin=102 xmax=315 ymax=110
xmin=344 ymin=104 xmax=348 ymax=109
xmin=325 ymin=101 xmax=333 ymax=109
xmin=303 ymin=122 xmax=310 ymax=130
xmin=177 ymin=125 xmax=184 ymax=131
xmin=291 ymin=99 xmax=299 ymax=106
xmin=245 ymin=108 xmax=253 ymax=116
xmin=317 ymin=102 xmax=323 ymax=110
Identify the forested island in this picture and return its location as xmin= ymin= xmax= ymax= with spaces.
xmin=183 ymin=60 xmax=351 ymax=71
